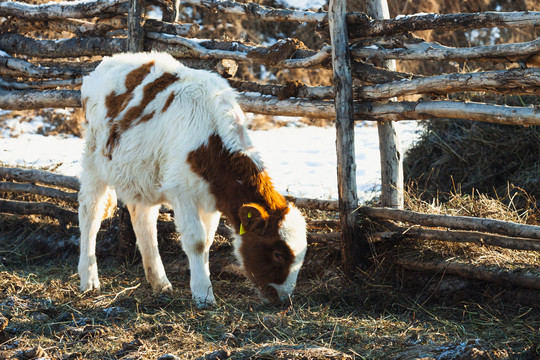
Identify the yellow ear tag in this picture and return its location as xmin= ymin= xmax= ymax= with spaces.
xmin=248 ymin=212 xmax=252 ymax=218
xmin=239 ymin=223 xmax=246 ymax=235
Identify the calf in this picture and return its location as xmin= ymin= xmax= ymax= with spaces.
xmin=78 ymin=52 xmax=307 ymax=306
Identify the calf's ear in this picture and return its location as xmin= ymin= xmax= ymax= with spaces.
xmin=239 ymin=203 xmax=269 ymax=236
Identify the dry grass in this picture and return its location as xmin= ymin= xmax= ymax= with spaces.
xmin=1 ymin=197 xmax=539 ymax=360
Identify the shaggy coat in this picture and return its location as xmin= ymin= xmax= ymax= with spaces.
xmin=78 ymin=52 xmax=307 ymax=305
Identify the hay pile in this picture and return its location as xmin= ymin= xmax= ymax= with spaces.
xmin=404 ymin=119 xmax=540 ymax=212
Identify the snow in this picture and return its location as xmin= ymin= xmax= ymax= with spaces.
xmin=278 ymin=0 xmax=326 ymax=10
xmin=0 ymin=112 xmax=420 ymax=202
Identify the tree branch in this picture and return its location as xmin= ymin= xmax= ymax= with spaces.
xmin=363 ymin=207 xmax=540 ymax=239
xmin=347 ymin=11 xmax=540 ymax=39
xmin=397 ymin=258 xmax=540 ymax=290
xmin=181 ymin=0 xmax=326 ymax=23
xmin=0 ymin=89 xmax=81 ymax=110
xmin=351 ymin=37 xmax=540 ymax=63
xmin=0 ymin=167 xmax=80 ymax=191
xmin=0 ymin=77 xmax=82 ymax=90
xmin=0 ymin=199 xmax=78 ymax=226
xmin=0 ymin=56 xmax=92 ymax=79
xmin=0 ymin=34 xmax=126 ymax=58
xmin=0 ymin=0 xmax=127 ymax=20
xmin=0 ymin=182 xmax=78 ymax=203
xmin=380 ymin=224 xmax=540 ymax=252
xmin=355 ymin=68 xmax=540 ymax=100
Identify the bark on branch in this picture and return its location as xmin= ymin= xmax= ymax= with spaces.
xmin=356 ymin=68 xmax=540 ymax=99
xmin=397 ymin=258 xmax=540 ymax=290
xmin=0 ymin=56 xmax=92 ymax=79
xmin=379 ymin=224 xmax=540 ymax=252
xmin=230 ymin=68 xmax=540 ymax=100
xmin=0 ymin=199 xmax=78 ymax=226
xmin=0 ymin=77 xmax=82 ymax=90
xmin=363 ymin=207 xmax=540 ymax=239
xmin=346 ymin=11 xmax=540 ymax=39
xmin=0 ymin=167 xmax=80 ymax=191
xmin=0 ymin=182 xmax=78 ymax=203
xmin=0 ymin=0 xmax=127 ymax=20
xmin=181 ymin=0 xmax=326 ymax=23
xmin=0 ymin=34 xmax=126 ymax=58
xmin=2 ymin=89 xmax=539 ymax=126
xmin=351 ymin=37 xmax=540 ymax=63
xmin=0 ymin=89 xmax=81 ymax=110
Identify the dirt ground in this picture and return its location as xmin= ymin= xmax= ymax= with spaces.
xmin=0 ymin=204 xmax=539 ymax=360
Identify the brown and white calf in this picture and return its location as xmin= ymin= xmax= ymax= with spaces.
xmin=78 ymin=52 xmax=307 ymax=306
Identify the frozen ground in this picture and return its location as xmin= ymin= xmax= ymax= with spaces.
xmin=0 ymin=111 xmax=420 ymax=202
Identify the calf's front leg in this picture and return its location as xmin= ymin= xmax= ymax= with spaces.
xmin=173 ymin=202 xmax=216 ymax=306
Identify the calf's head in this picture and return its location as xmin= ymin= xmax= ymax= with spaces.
xmin=235 ymin=203 xmax=307 ymax=303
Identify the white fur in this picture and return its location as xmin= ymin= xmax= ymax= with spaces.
xmin=78 ymin=52 xmax=304 ymax=306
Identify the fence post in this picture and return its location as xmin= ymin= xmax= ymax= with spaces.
xmin=329 ymin=0 xmax=365 ymax=273
xmin=127 ymin=0 xmax=145 ymax=52
xmin=367 ymin=0 xmax=404 ymax=209
xmin=118 ymin=0 xmax=145 ymax=259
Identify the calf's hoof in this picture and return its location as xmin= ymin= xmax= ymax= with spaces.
xmin=194 ymin=295 xmax=216 ymax=309
xmin=152 ymin=281 xmax=173 ymax=294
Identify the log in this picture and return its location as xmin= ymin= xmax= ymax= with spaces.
xmin=0 ymin=17 xmax=126 ymax=37
xmin=127 ymin=0 xmax=145 ymax=52
xmin=0 ymin=199 xmax=78 ymax=226
xmin=346 ymin=11 xmax=540 ymax=39
xmin=146 ymin=33 xmax=332 ymax=68
xmin=350 ymin=37 xmax=540 ymax=63
xmin=355 ymin=68 xmax=540 ymax=100
xmin=0 ymin=167 xmax=80 ymax=191
xmin=181 ymin=0 xmax=327 ymax=23
xmin=367 ymin=0 xmax=403 ymax=210
xmin=0 ymin=77 xmax=82 ymax=90
xmin=0 ymin=89 xmax=81 ymax=110
xmin=240 ymin=92 xmax=540 ymax=125
xmin=352 ymin=60 xmax=422 ymax=84
xmin=379 ymin=225 xmax=540 ymax=252
xmin=0 ymin=0 xmax=127 ymax=20
xmin=2 ymin=89 xmax=540 ymax=126
xmin=0 ymin=34 xmax=126 ymax=58
xmin=0 ymin=182 xmax=78 ymax=203
xmin=329 ymin=0 xmax=363 ymax=273
xmin=397 ymin=258 xmax=540 ymax=290
xmin=1 ymin=17 xmax=199 ymax=38
xmin=228 ymin=79 xmax=333 ymax=100
xmin=0 ymin=56 xmax=92 ymax=79
xmin=286 ymin=197 xmax=339 ymax=211
xmin=363 ymin=207 xmax=540 ymax=239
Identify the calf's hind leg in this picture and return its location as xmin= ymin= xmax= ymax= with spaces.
xmin=78 ymin=179 xmax=110 ymax=292
xmin=127 ymin=203 xmax=172 ymax=293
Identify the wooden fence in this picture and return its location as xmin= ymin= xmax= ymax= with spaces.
xmin=1 ymin=0 xmax=540 ymax=285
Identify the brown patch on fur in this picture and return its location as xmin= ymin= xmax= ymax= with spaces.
xmin=81 ymin=97 xmax=88 ymax=113
xmin=105 ymin=60 xmax=155 ymax=120
xmin=162 ymin=92 xmax=175 ymax=113
xmin=195 ymin=242 xmax=205 ymax=255
xmin=187 ymin=134 xmax=288 ymax=231
xmin=138 ymin=111 xmax=155 ymax=124
xmin=119 ymin=72 xmax=178 ymax=129
xmin=105 ymin=68 xmax=178 ymax=158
